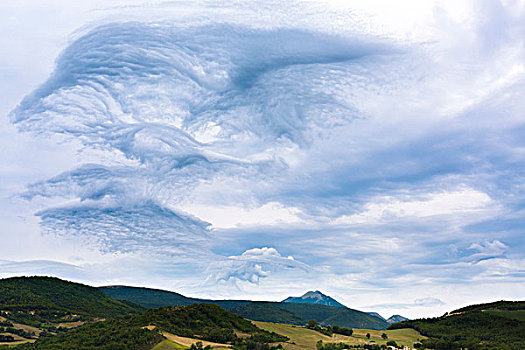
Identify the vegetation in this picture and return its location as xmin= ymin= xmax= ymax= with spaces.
xmin=451 ymin=300 xmax=525 ymax=313
xmin=254 ymin=321 xmax=423 ymax=350
xmin=228 ymin=302 xmax=306 ymax=325
xmin=14 ymin=318 xmax=164 ymax=350
xmin=276 ymin=303 xmax=388 ymax=330
xmin=389 ymin=304 xmax=525 ymax=349
xmin=13 ymin=304 xmax=287 ymax=350
xmin=100 ymin=286 xmax=198 ymax=309
xmin=101 ymin=286 xmax=390 ymax=330
xmin=306 ymin=320 xmax=353 ymax=337
xmin=0 ymin=276 xmax=144 ymax=327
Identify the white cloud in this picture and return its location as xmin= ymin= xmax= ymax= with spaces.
xmin=181 ymin=201 xmax=304 ymax=229
xmin=335 ymin=188 xmax=494 ymax=224
xmin=206 ymin=247 xmax=309 ymax=285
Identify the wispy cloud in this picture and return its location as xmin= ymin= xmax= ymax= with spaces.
xmin=1 ymin=0 xmax=524 ymax=317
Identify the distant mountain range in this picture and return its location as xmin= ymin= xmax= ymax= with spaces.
xmin=282 ymin=290 xmax=347 ymax=308
xmin=367 ymin=312 xmax=409 ymax=324
xmin=100 ymin=286 xmax=389 ymax=330
xmin=386 ymin=314 xmax=409 ymax=324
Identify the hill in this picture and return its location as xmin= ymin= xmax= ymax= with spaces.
xmin=12 ymin=303 xmax=287 ymax=350
xmin=282 ymin=291 xmax=346 ymax=308
xmin=100 ymin=286 xmax=197 ymax=309
xmin=101 ymin=286 xmax=390 ymax=330
xmin=388 ymin=300 xmax=525 ymax=349
xmin=0 ymin=276 xmax=144 ymax=327
xmin=366 ymin=312 xmax=386 ymax=321
xmin=255 ymin=321 xmax=425 ymax=350
xmin=277 ymin=303 xmax=388 ymax=330
xmin=386 ymin=315 xmax=409 ymax=324
xmin=451 ymin=300 xmax=525 ymax=313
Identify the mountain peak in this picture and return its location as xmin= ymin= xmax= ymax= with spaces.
xmin=282 ymin=290 xmax=346 ymax=308
xmin=386 ymin=314 xmax=410 ymax=324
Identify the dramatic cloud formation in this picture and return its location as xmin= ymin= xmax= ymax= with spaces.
xmin=1 ymin=0 xmax=524 ymax=317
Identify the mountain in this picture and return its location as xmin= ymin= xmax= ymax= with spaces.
xmin=0 ymin=276 xmax=144 ymax=327
xmin=276 ymin=302 xmax=388 ymax=330
xmin=367 ymin=312 xmax=386 ymax=321
xmin=282 ymin=290 xmax=346 ymax=308
xmin=386 ymin=315 xmax=409 ymax=324
xmin=100 ymin=285 xmax=197 ymax=309
xmin=388 ymin=300 xmax=525 ymax=349
xmin=14 ymin=303 xmax=287 ymax=350
xmin=101 ymin=285 xmax=390 ymax=330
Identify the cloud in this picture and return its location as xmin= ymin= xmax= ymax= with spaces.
xmin=366 ymin=297 xmax=446 ymax=311
xmin=207 ymin=247 xmax=310 ymax=285
xmin=36 ymin=200 xmax=211 ymax=258
xmin=2 ymin=0 xmax=525 ymax=317
xmin=334 ymin=188 xmax=494 ymax=225
xmin=182 ymin=201 xmax=305 ymax=229
xmin=0 ymin=260 xmax=89 ymax=281
xmin=463 ymin=240 xmax=508 ymax=263
xmin=7 ymin=18 xmax=395 ymax=279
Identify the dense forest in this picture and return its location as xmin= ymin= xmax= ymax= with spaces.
xmin=389 ymin=307 xmax=525 ymax=349
xmin=0 ymin=277 xmax=143 ymax=326
xmin=7 ymin=304 xmax=287 ymax=350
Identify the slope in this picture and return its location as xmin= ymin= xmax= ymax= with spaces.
xmin=101 ymin=286 xmax=390 ymax=330
xmin=14 ymin=304 xmax=287 ymax=350
xmin=386 ymin=315 xmax=409 ymax=324
xmin=282 ymin=291 xmax=346 ymax=308
xmin=389 ymin=300 xmax=525 ymax=349
xmin=0 ymin=276 xmax=144 ymax=327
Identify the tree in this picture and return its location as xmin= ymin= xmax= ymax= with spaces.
xmin=316 ymin=340 xmax=324 ymax=350
xmin=381 ymin=333 xmax=388 ymax=339
xmin=366 ymin=333 xmax=371 ymax=339
xmin=307 ymin=320 xmax=319 ymax=329
xmin=386 ymin=340 xmax=398 ymax=347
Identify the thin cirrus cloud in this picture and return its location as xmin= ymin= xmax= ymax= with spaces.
xmin=2 ymin=0 xmax=525 ymax=317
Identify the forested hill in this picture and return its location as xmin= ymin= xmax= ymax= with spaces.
xmin=0 ymin=276 xmax=144 ymax=326
xmin=101 ymin=285 xmax=390 ymax=330
xmin=388 ymin=300 xmax=525 ymax=349
xmin=451 ymin=300 xmax=525 ymax=313
xmin=14 ymin=303 xmax=287 ymax=350
xmin=100 ymin=285 xmax=199 ymax=308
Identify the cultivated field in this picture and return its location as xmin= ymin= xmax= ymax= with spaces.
xmin=254 ymin=321 xmax=425 ymax=350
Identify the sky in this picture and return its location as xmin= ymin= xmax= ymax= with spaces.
xmin=0 ymin=0 xmax=524 ymax=319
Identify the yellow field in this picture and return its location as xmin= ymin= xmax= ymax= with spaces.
xmin=152 ymin=339 xmax=188 ymax=350
xmin=254 ymin=321 xmax=425 ymax=350
xmin=161 ymin=331 xmax=231 ymax=349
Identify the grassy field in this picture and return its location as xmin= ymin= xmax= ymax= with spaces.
xmin=483 ymin=309 xmax=525 ymax=322
xmin=0 ymin=340 xmax=35 ymax=347
xmin=161 ymin=331 xmax=231 ymax=349
xmin=152 ymin=339 xmax=187 ymax=350
xmin=254 ymin=321 xmax=425 ymax=350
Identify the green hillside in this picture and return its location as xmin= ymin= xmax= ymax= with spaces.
xmin=100 ymin=286 xmax=197 ymax=309
xmin=277 ymin=303 xmax=388 ymax=330
xmin=389 ymin=300 xmax=525 ymax=349
xmin=13 ymin=304 xmax=287 ymax=350
xmin=452 ymin=300 xmax=525 ymax=313
xmin=227 ymin=302 xmax=307 ymax=325
xmin=0 ymin=277 xmax=144 ymax=327
xmin=100 ymin=286 xmax=390 ymax=330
